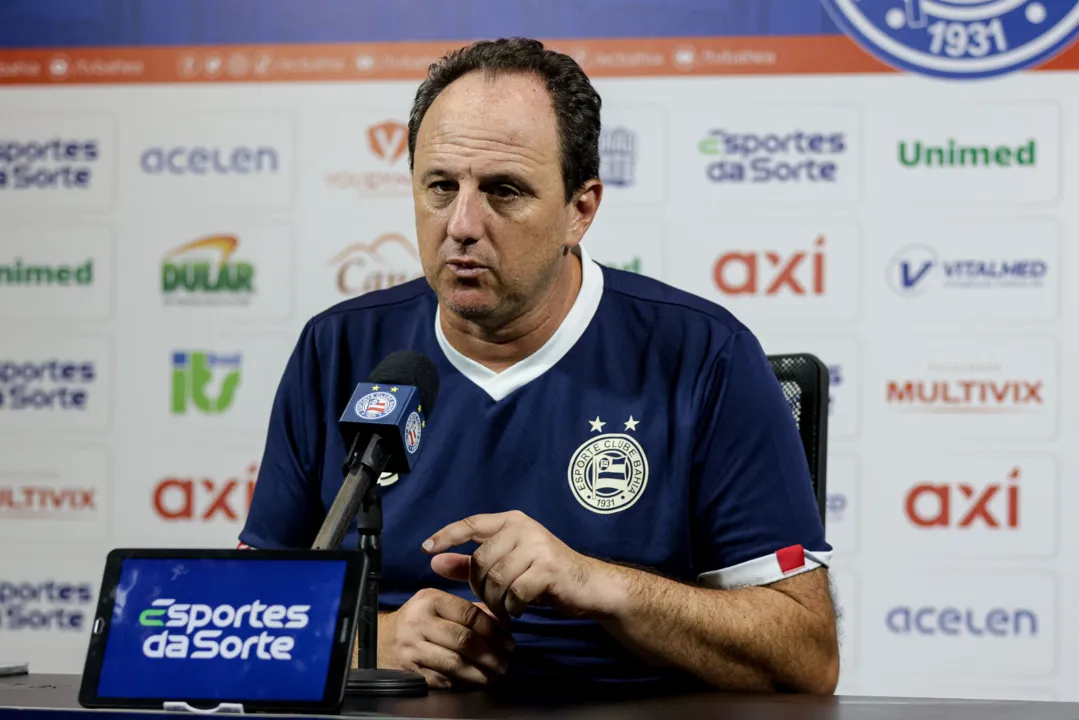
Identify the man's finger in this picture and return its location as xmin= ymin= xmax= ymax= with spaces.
xmin=469 ymin=532 xmax=518 ymax=618
xmin=431 ymin=591 xmax=516 ymax=651
xmin=430 ymin=552 xmax=470 ymax=582
xmin=424 ymin=617 xmax=510 ymax=677
xmin=481 ymin=552 xmax=534 ymax=624
xmin=413 ymin=641 xmax=493 ymax=686
xmin=505 ymin=568 xmax=547 ymax=619
xmin=422 ymin=513 xmax=512 ymax=553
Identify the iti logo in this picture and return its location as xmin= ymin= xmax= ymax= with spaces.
xmin=355 ymin=389 xmax=397 ymax=419
xmin=699 ymin=130 xmax=847 ymax=184
xmin=887 ymin=244 xmax=1048 ymax=295
xmin=906 ymin=467 xmax=1019 ymax=529
xmin=153 ymin=463 xmax=258 ymax=522
xmin=170 ymin=351 xmax=242 ymax=416
xmin=599 ymin=126 xmax=637 ymax=187
xmin=367 ymin=121 xmax=408 ymax=164
xmin=162 ymin=235 xmax=255 ymax=306
xmin=329 ymin=233 xmax=424 ymax=297
xmin=137 ymin=597 xmax=309 ymax=660
xmin=0 ymin=580 xmax=94 ymax=632
xmin=714 ymin=236 xmax=826 ymax=297
xmin=821 ymin=0 xmax=1079 ymax=80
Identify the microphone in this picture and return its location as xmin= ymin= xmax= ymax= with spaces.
xmin=311 ymin=350 xmax=440 ymax=550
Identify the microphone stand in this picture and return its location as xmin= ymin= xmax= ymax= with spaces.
xmin=346 ymin=483 xmax=428 ymax=697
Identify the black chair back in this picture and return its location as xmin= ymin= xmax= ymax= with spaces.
xmin=767 ymin=353 xmax=829 ymax=528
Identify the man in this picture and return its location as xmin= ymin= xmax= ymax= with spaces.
xmin=241 ymin=37 xmax=838 ymax=694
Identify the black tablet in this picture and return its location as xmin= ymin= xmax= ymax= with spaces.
xmin=78 ymin=548 xmax=365 ymax=714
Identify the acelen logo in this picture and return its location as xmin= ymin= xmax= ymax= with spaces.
xmin=153 ymin=463 xmax=257 ymax=522
xmin=887 ymin=605 xmax=1037 ymax=637
xmin=329 ymin=232 xmax=424 ymax=297
xmin=162 ymin=235 xmax=255 ymax=306
xmin=325 ymin=120 xmax=411 ymax=198
xmin=171 ymin=351 xmax=242 ymax=416
xmin=138 ymin=597 xmax=309 ymax=660
xmin=140 ymin=145 xmax=279 ymax=176
xmin=714 ymin=235 xmax=825 ymax=297
xmin=906 ymin=467 xmax=1019 ymax=529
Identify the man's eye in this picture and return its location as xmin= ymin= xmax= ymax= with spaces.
xmin=488 ymin=185 xmax=519 ymax=199
xmin=430 ymin=181 xmax=455 ymax=194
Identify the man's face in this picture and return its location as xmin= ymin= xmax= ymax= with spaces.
xmin=412 ymin=71 xmax=586 ymax=325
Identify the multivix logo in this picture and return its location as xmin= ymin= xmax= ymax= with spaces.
xmin=138 ymin=598 xmax=309 ymax=660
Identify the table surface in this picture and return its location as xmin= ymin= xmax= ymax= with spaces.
xmin=2 ymin=674 xmax=1078 ymax=720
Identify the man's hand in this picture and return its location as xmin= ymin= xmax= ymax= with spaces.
xmin=423 ymin=510 xmax=613 ymax=623
xmin=378 ymin=588 xmax=515 ymax=689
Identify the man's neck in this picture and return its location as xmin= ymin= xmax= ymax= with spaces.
xmin=439 ymin=250 xmax=583 ymax=373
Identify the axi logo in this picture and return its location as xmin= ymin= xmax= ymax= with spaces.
xmin=0 ymin=360 xmax=95 ymax=411
xmin=0 ymin=580 xmax=94 ymax=631
xmin=714 ymin=236 xmax=826 ymax=296
xmin=898 ymin=138 xmax=1036 ymax=169
xmin=140 ymin=146 xmax=279 ymax=175
xmin=367 ymin=121 xmax=408 ymax=164
xmin=887 ymin=244 xmax=1047 ymax=296
xmin=0 ymin=139 xmax=100 ymax=190
xmin=599 ymin=126 xmax=637 ymax=187
xmin=325 ymin=120 xmax=411 ymax=197
xmin=699 ymin=130 xmax=846 ymax=184
xmin=171 ymin=351 xmax=242 ymax=415
xmin=162 ymin=235 xmax=254 ymax=306
xmin=886 ymin=371 xmax=1043 ymax=412
xmin=153 ymin=463 xmax=257 ymax=522
xmin=138 ymin=597 xmax=309 ymax=660
xmin=906 ymin=467 xmax=1019 ymax=529
xmin=887 ymin=605 xmax=1036 ymax=637
xmin=329 ymin=233 xmax=424 ymax=297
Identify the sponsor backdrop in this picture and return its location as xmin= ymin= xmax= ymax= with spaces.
xmin=0 ymin=0 xmax=1076 ymax=701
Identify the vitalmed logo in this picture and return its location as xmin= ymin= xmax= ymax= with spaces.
xmin=0 ymin=580 xmax=93 ymax=632
xmin=600 ymin=126 xmax=637 ymax=187
xmin=879 ymin=453 xmax=1056 ymax=557
xmin=700 ymin=130 xmax=848 ymax=184
xmin=162 ymin=235 xmax=255 ymax=306
xmin=889 ymin=245 xmax=1048 ymax=295
xmin=171 ymin=351 xmax=242 ymax=416
xmin=153 ymin=463 xmax=257 ymax=522
xmin=140 ymin=145 xmax=279 ymax=176
xmin=324 ymin=120 xmax=411 ymax=198
xmin=0 ymin=139 xmax=100 ymax=191
xmin=0 ymin=359 xmax=96 ymax=413
xmin=138 ymin=597 xmax=309 ymax=660
xmin=714 ymin=235 xmax=826 ymax=297
xmin=329 ymin=232 xmax=423 ymax=297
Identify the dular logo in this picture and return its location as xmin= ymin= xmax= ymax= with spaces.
xmin=162 ymin=235 xmax=255 ymax=306
xmin=325 ymin=121 xmax=411 ymax=198
xmin=714 ymin=235 xmax=826 ymax=297
xmin=886 ymin=363 xmax=1043 ymax=413
xmin=330 ymin=233 xmax=424 ymax=297
xmin=153 ymin=463 xmax=257 ymax=522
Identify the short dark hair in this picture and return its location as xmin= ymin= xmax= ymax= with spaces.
xmin=407 ymin=37 xmax=601 ymax=203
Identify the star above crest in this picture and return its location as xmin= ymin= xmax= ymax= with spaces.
xmin=589 ymin=416 xmax=605 ymax=432
xmin=624 ymin=416 xmax=639 ymax=431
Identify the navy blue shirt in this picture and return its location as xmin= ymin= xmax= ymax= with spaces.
xmin=240 ymin=246 xmax=830 ymax=686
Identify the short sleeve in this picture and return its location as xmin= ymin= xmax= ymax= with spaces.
xmin=239 ymin=322 xmax=327 ymax=550
xmin=690 ymin=330 xmax=832 ymax=589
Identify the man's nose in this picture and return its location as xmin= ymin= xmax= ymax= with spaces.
xmin=446 ymin=187 xmax=484 ymax=245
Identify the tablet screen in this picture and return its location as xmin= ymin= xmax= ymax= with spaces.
xmin=95 ymin=556 xmax=349 ymax=702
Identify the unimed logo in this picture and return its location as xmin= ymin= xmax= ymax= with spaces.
xmin=887 ymin=605 xmax=1037 ymax=637
xmin=138 ymin=597 xmax=309 ymax=660
xmin=153 ymin=463 xmax=257 ymax=522
xmin=906 ymin=467 xmax=1019 ymax=529
xmin=714 ymin=235 xmax=826 ymax=297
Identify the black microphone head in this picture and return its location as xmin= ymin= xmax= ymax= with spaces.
xmin=366 ymin=350 xmax=440 ymax=417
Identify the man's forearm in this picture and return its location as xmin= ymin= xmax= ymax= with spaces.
xmin=588 ymin=562 xmax=839 ymax=694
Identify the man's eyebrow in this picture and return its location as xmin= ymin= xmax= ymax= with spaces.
xmin=420 ymin=168 xmax=451 ymax=184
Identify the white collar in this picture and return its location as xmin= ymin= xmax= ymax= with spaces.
xmin=434 ymin=244 xmax=604 ymax=402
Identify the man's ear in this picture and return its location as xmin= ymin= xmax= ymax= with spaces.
xmin=566 ymin=179 xmax=603 ymax=250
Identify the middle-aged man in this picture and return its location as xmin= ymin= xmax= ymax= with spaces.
xmin=241 ymin=37 xmax=838 ymax=694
